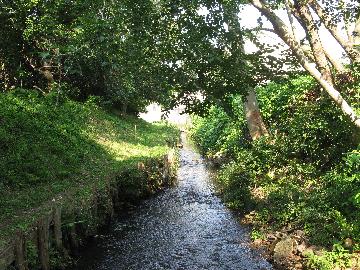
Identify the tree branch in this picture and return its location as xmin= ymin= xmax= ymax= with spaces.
xmin=285 ymin=0 xmax=298 ymax=42
xmin=260 ymin=28 xmax=277 ymax=34
xmin=250 ymin=0 xmax=360 ymax=128
xmin=293 ymin=0 xmax=333 ymax=84
xmin=309 ymin=0 xmax=360 ymax=62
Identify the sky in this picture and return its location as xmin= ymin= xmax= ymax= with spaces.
xmin=237 ymin=4 xmax=347 ymax=62
xmin=139 ymin=103 xmax=190 ymax=125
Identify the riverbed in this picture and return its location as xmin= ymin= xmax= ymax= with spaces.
xmin=70 ymin=134 xmax=272 ymax=270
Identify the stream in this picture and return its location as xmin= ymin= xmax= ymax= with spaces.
xmin=71 ymin=134 xmax=273 ymax=270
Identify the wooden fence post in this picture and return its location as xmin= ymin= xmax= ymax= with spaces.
xmin=69 ymin=224 xmax=79 ymax=255
xmin=15 ymin=231 xmax=28 ymax=270
xmin=53 ymin=207 xmax=63 ymax=250
xmin=37 ymin=217 xmax=50 ymax=270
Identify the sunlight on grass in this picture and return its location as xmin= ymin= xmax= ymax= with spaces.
xmin=0 ymin=91 xmax=179 ymax=244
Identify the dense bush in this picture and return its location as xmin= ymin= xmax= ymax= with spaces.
xmin=257 ymin=76 xmax=358 ymax=167
xmin=190 ymin=75 xmax=360 ymax=268
xmin=191 ymin=95 xmax=249 ymax=158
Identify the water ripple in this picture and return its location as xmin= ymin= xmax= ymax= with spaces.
xmin=71 ymin=135 xmax=272 ymax=270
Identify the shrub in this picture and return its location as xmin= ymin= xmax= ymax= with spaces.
xmin=190 ymin=75 xmax=360 ymax=257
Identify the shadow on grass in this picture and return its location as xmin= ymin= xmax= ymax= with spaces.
xmin=0 ymin=91 xmax=178 ymax=232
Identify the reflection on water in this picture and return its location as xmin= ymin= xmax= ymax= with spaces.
xmin=70 ymin=134 xmax=272 ymax=270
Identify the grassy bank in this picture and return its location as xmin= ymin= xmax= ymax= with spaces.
xmin=0 ymin=89 xmax=179 ymax=250
xmin=190 ymin=75 xmax=360 ymax=270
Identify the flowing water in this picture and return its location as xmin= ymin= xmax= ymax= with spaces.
xmin=71 ymin=134 xmax=272 ymax=270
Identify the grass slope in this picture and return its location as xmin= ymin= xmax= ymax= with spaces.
xmin=0 ymin=90 xmax=179 ymax=241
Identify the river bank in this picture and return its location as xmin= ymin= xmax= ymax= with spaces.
xmin=68 ymin=133 xmax=272 ymax=270
xmin=189 ymin=77 xmax=360 ymax=270
xmin=0 ymin=91 xmax=179 ymax=270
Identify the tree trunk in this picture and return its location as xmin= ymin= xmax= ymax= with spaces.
xmin=285 ymin=0 xmax=298 ymax=42
xmin=354 ymin=17 xmax=360 ymax=49
xmin=222 ymin=4 xmax=269 ymax=140
xmin=293 ymin=1 xmax=333 ymax=84
xmin=244 ymin=87 xmax=269 ymax=140
xmin=251 ymin=0 xmax=360 ymax=128
xmin=309 ymin=0 xmax=360 ymax=62
xmin=40 ymin=62 xmax=54 ymax=90
xmin=121 ymin=102 xmax=127 ymax=116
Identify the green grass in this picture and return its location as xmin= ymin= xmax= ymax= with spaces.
xmin=0 ymin=89 xmax=179 ymax=242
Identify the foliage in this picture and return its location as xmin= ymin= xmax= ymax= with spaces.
xmin=0 ymin=0 xmax=177 ymax=112
xmin=190 ymin=75 xmax=360 ymax=266
xmin=0 ymin=0 xmax=293 ymax=116
xmin=190 ymin=95 xmax=249 ymax=158
xmin=250 ymin=228 xmax=266 ymax=241
xmin=305 ymin=243 xmax=352 ymax=270
xmin=257 ymin=75 xmax=358 ymax=168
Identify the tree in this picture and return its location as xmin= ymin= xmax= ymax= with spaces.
xmin=308 ymin=0 xmax=360 ymax=63
xmin=247 ymin=0 xmax=360 ymax=128
xmin=0 ymin=0 xmax=179 ymax=113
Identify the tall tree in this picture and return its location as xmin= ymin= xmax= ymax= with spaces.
xmin=309 ymin=0 xmax=360 ymax=63
xmin=248 ymin=0 xmax=360 ymax=128
xmin=223 ymin=2 xmax=269 ymax=140
xmin=0 ymin=0 xmax=179 ymax=112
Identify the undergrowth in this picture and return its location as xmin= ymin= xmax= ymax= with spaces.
xmin=190 ymin=75 xmax=360 ymax=269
